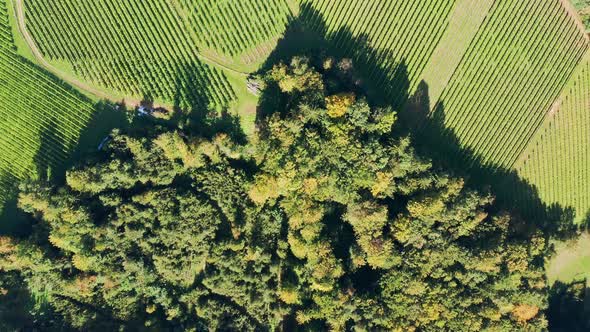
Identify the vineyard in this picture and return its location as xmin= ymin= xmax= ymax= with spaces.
xmin=434 ymin=0 xmax=589 ymax=169
xmin=0 ymin=1 xmax=95 ymax=216
xmin=24 ymin=0 xmax=236 ymax=111
xmin=300 ymin=0 xmax=588 ymax=170
xmin=515 ymin=51 xmax=590 ymax=222
xmin=301 ymin=0 xmax=457 ymax=106
xmin=177 ymin=0 xmax=293 ymax=65
xmin=0 ymin=0 xmax=588 ymax=224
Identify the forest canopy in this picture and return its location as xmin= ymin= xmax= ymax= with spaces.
xmin=0 ymin=57 xmax=549 ymax=331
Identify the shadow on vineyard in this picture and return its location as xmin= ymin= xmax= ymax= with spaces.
xmin=171 ymin=61 xmax=217 ymax=112
xmin=259 ymin=3 xmax=579 ymax=239
xmin=33 ymin=116 xmax=67 ymax=182
xmin=0 ymin=182 xmax=27 ymax=237
xmin=0 ymin=101 xmax=127 ymax=235
xmin=171 ymin=66 xmax=247 ymax=144
xmin=60 ymin=102 xmax=128 ymax=176
xmin=412 ymin=91 xmax=578 ymax=240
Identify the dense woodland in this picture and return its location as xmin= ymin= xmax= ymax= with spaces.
xmin=0 ymin=57 xmax=560 ymax=330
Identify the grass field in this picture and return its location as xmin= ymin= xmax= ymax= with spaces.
xmin=0 ymin=1 xmax=96 ymax=218
xmin=547 ymin=233 xmax=590 ymax=285
xmin=515 ymin=51 xmax=590 ymax=223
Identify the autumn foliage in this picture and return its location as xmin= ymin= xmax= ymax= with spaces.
xmin=325 ymin=92 xmax=356 ymax=118
xmin=0 ymin=57 xmax=550 ymax=331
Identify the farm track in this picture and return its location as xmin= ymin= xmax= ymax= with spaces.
xmin=13 ymin=0 xmax=146 ymax=106
xmin=0 ymin=0 xmax=97 ymax=210
xmin=13 ymin=0 xmax=248 ymax=109
xmin=168 ymin=0 xmax=251 ymax=75
xmin=559 ymin=0 xmax=590 ymax=38
xmin=420 ymin=0 xmax=495 ymax=110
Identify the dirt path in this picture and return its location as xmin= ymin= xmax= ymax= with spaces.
xmin=559 ymin=0 xmax=590 ymax=39
xmin=167 ymin=0 xmax=251 ymax=76
xmin=196 ymin=50 xmax=251 ymax=76
xmin=12 ymin=0 xmax=150 ymax=107
xmin=13 ymin=0 xmax=248 ymax=109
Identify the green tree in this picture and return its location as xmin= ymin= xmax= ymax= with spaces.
xmin=5 ymin=130 xmax=283 ymax=330
xmin=251 ymin=57 xmax=549 ymax=330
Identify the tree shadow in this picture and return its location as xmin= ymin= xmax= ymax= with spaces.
xmin=1 ymin=56 xmax=247 ymax=232
xmin=260 ymin=4 xmax=411 ymax=109
xmin=140 ymin=92 xmax=154 ymax=110
xmin=256 ymin=2 xmax=578 ymax=239
xmin=0 ymin=177 xmax=29 ymax=237
xmin=172 ymin=62 xmax=247 ymax=144
xmin=0 ymin=101 xmax=128 ymax=235
xmin=60 ymin=101 xmax=129 ymax=174
xmin=412 ymin=85 xmax=577 ymax=240
xmin=258 ymin=3 xmax=328 ymax=74
xmin=173 ymin=62 xmax=214 ymax=113
xmin=548 ymin=279 xmax=590 ymax=331
xmin=579 ymin=210 xmax=590 ymax=232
